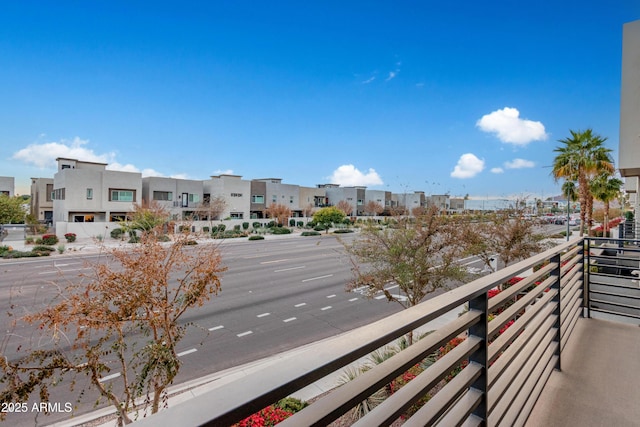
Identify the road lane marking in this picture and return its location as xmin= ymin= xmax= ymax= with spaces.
xmin=327 ymin=294 xmax=336 ymax=298
xmin=99 ymin=372 xmax=121 ymax=383
xmin=38 ymin=268 xmax=86 ymax=275
xmin=274 ymin=266 xmax=306 ymax=272
xmin=349 ymin=297 xmax=359 ymax=302
xmin=302 ymin=274 xmax=333 ymax=283
xmin=321 ymin=306 xmax=332 ymax=311
xmin=237 ymin=331 xmax=253 ymax=337
xmin=208 ymin=325 xmax=224 ymax=331
xmin=260 ymin=259 xmax=290 ymax=265
xmin=177 ymin=348 xmax=197 ymax=357
xmin=257 ymin=313 xmax=270 ymax=318
xmin=294 ymin=303 xmax=307 ymax=307
xmin=283 ymin=317 xmax=297 ymax=323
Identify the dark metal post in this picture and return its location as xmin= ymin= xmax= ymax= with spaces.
xmin=469 ymin=291 xmax=489 ymax=424
xmin=584 ymin=238 xmax=590 ymax=318
xmin=550 ymin=253 xmax=562 ymax=370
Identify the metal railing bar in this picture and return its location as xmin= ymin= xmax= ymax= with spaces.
xmin=279 ymin=312 xmax=481 ymax=427
xmin=561 ymin=300 xmax=582 ymax=351
xmin=588 ymin=306 xmax=640 ymax=320
xmin=590 ymin=297 xmax=640 ymax=310
xmin=351 ymin=337 xmax=482 ymax=427
xmin=589 ymin=278 xmax=639 ymax=291
xmin=590 ymin=289 xmax=640 ymax=301
xmin=560 ymin=278 xmax=582 ymax=317
xmin=488 ymin=263 xmax=556 ymax=312
xmin=513 ymin=354 xmax=558 ymax=427
xmin=461 ymin=414 xmax=483 ymax=427
xmin=488 ymin=328 xmax=556 ymax=415
xmin=488 ymin=311 xmax=556 ymax=388
xmin=488 ymin=276 xmax=556 ymax=339
xmin=402 ymin=363 xmax=483 ymax=427
xmin=434 ymin=388 xmax=483 ymax=427
xmin=491 ymin=341 xmax=558 ymax=426
xmin=561 ymin=264 xmax=582 ymax=290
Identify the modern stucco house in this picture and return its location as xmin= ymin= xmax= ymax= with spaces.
xmin=52 ymin=158 xmax=142 ymax=237
xmin=0 ymin=176 xmax=14 ymax=197
xmin=30 ymin=177 xmax=54 ymax=223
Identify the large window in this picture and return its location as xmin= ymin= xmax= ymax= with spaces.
xmin=188 ymin=194 xmax=200 ymax=203
xmin=52 ymin=188 xmax=65 ymax=200
xmin=252 ymin=195 xmax=264 ymax=203
xmin=153 ymin=191 xmax=173 ymax=201
xmin=74 ymin=215 xmax=94 ymax=223
xmin=110 ymin=190 xmax=134 ymax=202
xmin=230 ymin=212 xmax=244 ymax=219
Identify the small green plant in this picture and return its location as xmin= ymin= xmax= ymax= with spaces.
xmin=333 ymin=229 xmax=354 ymax=234
xmin=32 ymin=245 xmax=55 ymax=253
xmin=248 ymin=235 xmax=265 ymax=241
xmin=64 ymin=233 xmax=76 ymax=243
xmin=275 ymin=397 xmax=308 ymax=413
xmin=289 ymin=219 xmax=296 ymax=227
xmin=313 ymin=225 xmax=326 ymax=231
xmin=57 ymin=244 xmax=65 ymax=254
xmin=242 ymin=222 xmax=250 ymax=230
xmin=267 ymin=221 xmax=276 ymax=228
xmin=234 ymin=224 xmax=241 ymax=231
xmin=296 ymin=221 xmax=304 ymax=228
xmin=252 ymin=222 xmax=262 ymax=229
xmin=271 ymin=227 xmax=292 ymax=235
xmin=202 ymin=226 xmax=210 ymax=233
xmin=25 ymin=237 xmax=34 ymax=244
xmin=110 ymin=228 xmax=124 ymax=239
xmin=301 ymin=231 xmax=321 ymax=236
xmin=41 ymin=234 xmax=59 ymax=245
xmin=96 ymin=234 xmax=104 ymax=242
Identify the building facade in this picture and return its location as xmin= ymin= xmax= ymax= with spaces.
xmin=30 ymin=178 xmax=54 ymax=223
xmin=0 ymin=176 xmax=14 ymax=197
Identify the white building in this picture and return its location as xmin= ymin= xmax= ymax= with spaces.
xmin=53 ymin=158 xmax=142 ymax=237
xmin=0 ymin=176 xmax=14 ymax=197
xmin=30 ymin=177 xmax=54 ymax=223
xmin=142 ymin=177 xmax=204 ymax=221
xmin=203 ymin=174 xmax=251 ymax=220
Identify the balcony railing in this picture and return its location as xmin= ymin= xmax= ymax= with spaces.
xmin=132 ymin=237 xmax=598 ymax=426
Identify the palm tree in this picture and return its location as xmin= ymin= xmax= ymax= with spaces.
xmin=552 ymin=129 xmax=614 ymax=236
xmin=591 ymin=172 xmax=623 ymax=236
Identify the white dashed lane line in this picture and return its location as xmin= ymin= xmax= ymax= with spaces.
xmin=260 ymin=259 xmax=290 ymax=265
xmin=237 ymin=331 xmax=253 ymax=337
xmin=302 ymin=274 xmax=333 ymax=283
xmin=283 ymin=317 xmax=296 ymax=323
xmin=294 ymin=303 xmax=307 ymax=307
xmin=177 ymin=348 xmax=197 ymax=357
xmin=257 ymin=313 xmax=270 ymax=318
xmin=349 ymin=297 xmax=359 ymax=302
xmin=274 ymin=266 xmax=306 ymax=272
xmin=321 ymin=306 xmax=332 ymax=311
xmin=208 ymin=325 xmax=224 ymax=331
xmin=99 ymin=372 xmax=121 ymax=383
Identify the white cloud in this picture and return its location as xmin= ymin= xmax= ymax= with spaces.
xmin=386 ymin=71 xmax=397 ymax=81
xmin=491 ymin=167 xmax=504 ymax=174
xmin=12 ymin=136 xmax=186 ymax=178
xmin=329 ymin=164 xmax=383 ymax=186
xmin=12 ymin=137 xmax=114 ymax=168
xmin=451 ymin=153 xmax=485 ymax=179
xmin=362 ymin=76 xmax=376 ymax=84
xmin=476 ymin=107 xmax=547 ymax=146
xmin=504 ymin=158 xmax=535 ymax=169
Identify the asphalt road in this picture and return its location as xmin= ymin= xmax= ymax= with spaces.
xmin=0 ymin=225 xmax=566 ymax=426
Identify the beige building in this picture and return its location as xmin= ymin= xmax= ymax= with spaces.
xmin=30 ymin=178 xmax=54 ymax=223
xmin=0 ymin=176 xmax=14 ymax=197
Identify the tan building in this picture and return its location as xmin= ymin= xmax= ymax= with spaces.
xmin=30 ymin=178 xmax=54 ymax=223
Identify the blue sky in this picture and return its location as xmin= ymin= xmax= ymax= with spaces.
xmin=2 ymin=2 xmax=638 ymax=199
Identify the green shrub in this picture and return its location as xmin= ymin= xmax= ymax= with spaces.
xmin=57 ymin=244 xmax=65 ymax=254
xmin=234 ymin=225 xmax=241 ymax=231
xmin=3 ymin=250 xmax=48 ymax=259
xmin=218 ymin=224 xmax=226 ymax=232
xmin=110 ymin=228 xmax=124 ymax=239
xmin=25 ymin=237 xmax=34 ymax=244
xmin=32 ymin=245 xmax=55 ymax=252
xmin=128 ymin=236 xmax=140 ymax=243
xmin=64 ymin=233 xmax=76 ymax=242
xmin=271 ymin=227 xmax=292 ymax=235
xmin=301 ymin=231 xmax=321 ymax=236
xmin=275 ymin=397 xmax=308 ymax=413
xmin=267 ymin=221 xmax=276 ymax=228
xmin=289 ymin=219 xmax=296 ymax=227
xmin=252 ymin=222 xmax=262 ymax=229
xmin=333 ymin=229 xmax=354 ymax=234
xmin=0 ymin=246 xmax=11 ymax=255
xmin=296 ymin=221 xmax=304 ymax=228
xmin=313 ymin=225 xmax=326 ymax=231
xmin=42 ymin=234 xmax=59 ymax=245
xmin=248 ymin=235 xmax=265 ymax=240
xmin=242 ymin=222 xmax=250 ymax=230
xmin=202 ymin=226 xmax=210 ymax=233
xmin=157 ymin=234 xmax=171 ymax=242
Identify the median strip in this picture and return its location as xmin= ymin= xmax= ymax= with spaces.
xmin=302 ymin=274 xmax=333 ymax=283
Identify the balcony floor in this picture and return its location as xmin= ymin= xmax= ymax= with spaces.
xmin=526 ymin=317 xmax=640 ymax=427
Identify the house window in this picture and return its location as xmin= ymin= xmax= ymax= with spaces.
xmin=252 ymin=195 xmax=265 ymax=203
xmin=272 ymin=195 xmax=277 ymax=203
xmin=290 ymin=196 xmax=294 ymax=204
xmin=153 ymin=191 xmax=173 ymax=201
xmin=188 ymin=194 xmax=200 ymax=203
xmin=110 ymin=190 xmax=134 ymax=202
xmin=74 ymin=215 xmax=94 ymax=223
xmin=52 ymin=188 xmax=65 ymax=200
xmin=61 ymin=164 xmax=71 ymax=169
xmin=86 ymin=188 xmax=93 ymax=200
xmin=357 ymin=199 xmax=364 ymax=206
xmin=46 ymin=184 xmax=53 ymax=202
xmin=230 ymin=212 xmax=243 ymax=219
xmin=110 ymin=214 xmax=127 ymax=222
xmin=230 ymin=193 xmax=243 ymax=197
